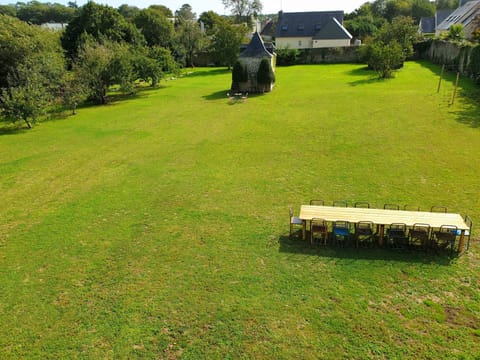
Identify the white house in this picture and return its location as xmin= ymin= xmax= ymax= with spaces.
xmin=274 ymin=11 xmax=352 ymax=49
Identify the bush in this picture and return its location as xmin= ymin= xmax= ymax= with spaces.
xmin=256 ymin=58 xmax=275 ymax=92
xmin=468 ymin=45 xmax=480 ymax=84
xmin=232 ymin=60 xmax=248 ymax=83
xmin=366 ymin=41 xmax=404 ymax=78
xmin=276 ymin=46 xmax=299 ymax=66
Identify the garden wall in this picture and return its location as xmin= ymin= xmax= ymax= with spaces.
xmin=419 ymin=39 xmax=480 ymax=82
xmin=298 ymin=47 xmax=360 ymax=64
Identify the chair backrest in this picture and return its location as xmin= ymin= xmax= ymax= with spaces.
xmin=439 ymin=225 xmax=457 ymax=234
xmin=310 ymin=199 xmax=324 ymax=206
xmin=390 ymin=223 xmax=407 ymax=233
xmin=384 ymin=203 xmax=400 ymax=210
xmin=431 ymin=206 xmax=447 ymax=213
xmin=355 ymin=202 xmax=370 ymax=208
xmin=289 ymin=207 xmax=294 ymax=218
xmin=311 ymin=218 xmax=327 ymax=229
xmin=412 ymin=223 xmax=430 ymax=232
xmin=356 ymin=221 xmax=373 ymax=230
xmin=333 ymin=200 xmax=348 ymax=207
xmin=404 ymin=204 xmax=420 ymax=211
xmin=334 ymin=220 xmax=350 ymax=229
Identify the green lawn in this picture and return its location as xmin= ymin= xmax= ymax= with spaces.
xmin=1 ymin=62 xmax=479 ymax=359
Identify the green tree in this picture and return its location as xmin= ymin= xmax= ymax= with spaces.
xmin=411 ymin=0 xmax=435 ymax=23
xmin=16 ymin=1 xmax=76 ymax=24
xmin=222 ymin=0 xmax=262 ymax=24
xmin=175 ymin=3 xmax=196 ymax=22
xmin=61 ymin=71 xmax=88 ymax=115
xmin=61 ymin=2 xmax=144 ymax=59
xmin=1 ymin=53 xmax=65 ymax=128
xmin=174 ymin=20 xmax=207 ymax=67
xmin=446 ymin=23 xmax=465 ymax=40
xmin=198 ymin=10 xmax=224 ymax=35
xmin=148 ymin=5 xmax=173 ymax=18
xmin=73 ymin=41 xmax=135 ymax=104
xmin=0 ymin=14 xmax=65 ymax=125
xmin=0 ymin=4 xmax=17 ymax=17
xmin=365 ymin=41 xmax=404 ymax=78
xmin=211 ymin=19 xmax=247 ymax=68
xmin=436 ymin=0 xmax=459 ymax=9
xmin=118 ymin=4 xmax=140 ymax=20
xmin=375 ymin=16 xmax=417 ymax=58
xmin=134 ymin=9 xmax=174 ymax=48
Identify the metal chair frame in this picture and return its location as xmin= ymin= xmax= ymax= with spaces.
xmin=354 ymin=202 xmax=371 ymax=208
xmin=310 ymin=218 xmax=328 ymax=245
xmin=310 ymin=199 xmax=324 ymax=206
xmin=354 ymin=221 xmax=374 ymax=248
xmin=289 ymin=207 xmax=303 ymax=239
xmin=332 ymin=220 xmax=350 ymax=246
xmin=409 ymin=223 xmax=431 ymax=250
xmin=384 ymin=203 xmax=400 ymax=210
xmin=333 ymin=200 xmax=348 ymax=207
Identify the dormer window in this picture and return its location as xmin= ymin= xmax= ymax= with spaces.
xmin=315 ymin=23 xmax=322 ymax=31
xmin=281 ymin=24 xmax=288 ymax=31
xmin=298 ymin=24 xmax=304 ymax=31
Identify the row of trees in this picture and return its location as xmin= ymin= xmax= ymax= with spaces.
xmin=344 ymin=0 xmax=460 ymax=41
xmin=1 ymin=1 xmax=253 ymax=128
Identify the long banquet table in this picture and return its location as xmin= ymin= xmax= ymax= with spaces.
xmin=298 ymin=205 xmax=471 ymax=250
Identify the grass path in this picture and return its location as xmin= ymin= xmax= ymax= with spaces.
xmin=1 ymin=62 xmax=479 ymax=358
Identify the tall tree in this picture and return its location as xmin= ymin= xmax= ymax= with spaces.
xmin=174 ymin=20 xmax=207 ymax=67
xmin=61 ymin=2 xmax=144 ymax=59
xmin=222 ymin=0 xmax=262 ymax=24
xmin=175 ymin=3 xmax=196 ymax=22
xmin=198 ymin=10 xmax=224 ymax=35
xmin=118 ymin=4 xmax=140 ymax=20
xmin=148 ymin=5 xmax=173 ymax=18
xmin=211 ymin=18 xmax=247 ymax=68
xmin=134 ymin=9 xmax=174 ymax=48
xmin=0 ymin=15 xmax=65 ymax=128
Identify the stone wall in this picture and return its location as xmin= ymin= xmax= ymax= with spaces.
xmin=420 ymin=39 xmax=479 ymax=79
xmin=298 ymin=47 xmax=361 ymax=64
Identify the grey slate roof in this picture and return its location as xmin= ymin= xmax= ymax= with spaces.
xmin=437 ymin=0 xmax=480 ymax=31
xmin=436 ymin=9 xmax=454 ymax=25
xmin=275 ymin=11 xmax=347 ymax=38
xmin=313 ymin=17 xmax=352 ymax=40
xmin=240 ymin=32 xmax=273 ymax=58
xmin=419 ymin=17 xmax=435 ymax=33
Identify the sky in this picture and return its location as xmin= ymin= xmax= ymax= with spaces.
xmin=1 ymin=0 xmax=369 ymax=15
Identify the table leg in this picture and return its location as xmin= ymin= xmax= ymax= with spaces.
xmin=458 ymin=230 xmax=465 ymax=253
xmin=378 ymin=224 xmax=385 ymax=247
xmin=302 ymin=220 xmax=306 ymax=240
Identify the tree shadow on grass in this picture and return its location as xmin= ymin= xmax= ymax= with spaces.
xmin=203 ymin=89 xmax=266 ymax=104
xmin=277 ymin=233 xmax=455 ymax=265
xmin=0 ymin=85 xmax=169 ymax=135
xmin=347 ymin=66 xmax=385 ymax=86
xmin=182 ymin=68 xmax=231 ymax=78
xmin=417 ymin=60 xmax=480 ymax=128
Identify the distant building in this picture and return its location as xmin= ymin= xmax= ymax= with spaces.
xmin=418 ymin=9 xmax=453 ymax=36
xmin=436 ymin=0 xmax=480 ymax=39
xmin=274 ymin=11 xmax=352 ymax=49
xmin=41 ymin=23 xmax=67 ymax=31
xmin=233 ymin=32 xmax=276 ymax=93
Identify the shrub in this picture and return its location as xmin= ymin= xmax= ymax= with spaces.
xmin=276 ymin=46 xmax=299 ymax=66
xmin=232 ymin=60 xmax=248 ymax=83
xmin=256 ymin=58 xmax=275 ymax=87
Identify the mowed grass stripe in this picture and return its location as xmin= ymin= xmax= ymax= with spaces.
xmin=0 ymin=62 xmax=479 ymax=358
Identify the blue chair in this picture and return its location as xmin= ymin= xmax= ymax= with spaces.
xmin=333 ymin=220 xmax=350 ymax=246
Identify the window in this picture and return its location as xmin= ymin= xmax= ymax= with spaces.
xmin=315 ymin=23 xmax=322 ymax=31
xmin=281 ymin=24 xmax=288 ymax=31
xmin=298 ymin=24 xmax=304 ymax=31
xmin=298 ymin=40 xmax=302 ymax=46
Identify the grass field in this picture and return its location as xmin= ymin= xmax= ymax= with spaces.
xmin=1 ymin=61 xmax=479 ymax=359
